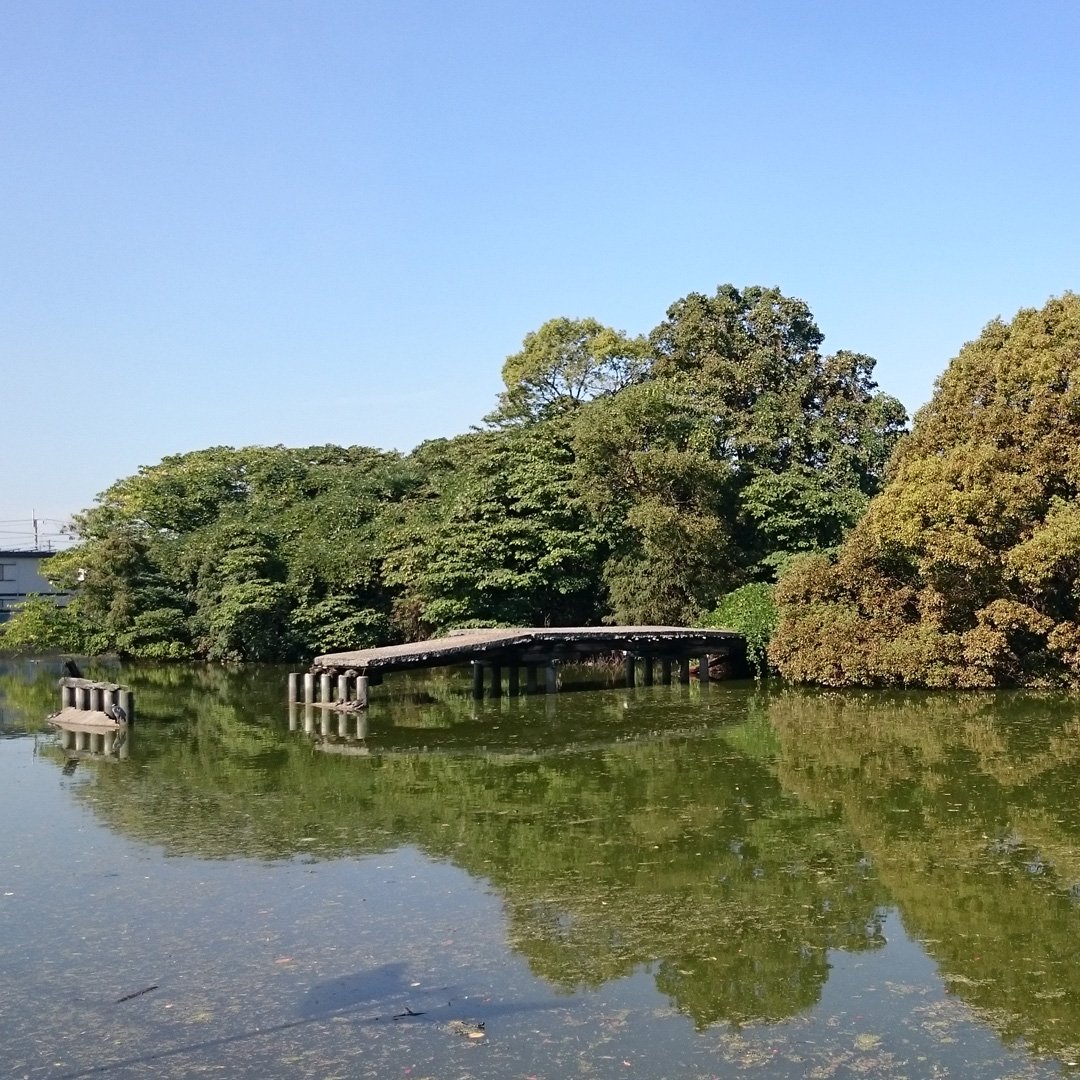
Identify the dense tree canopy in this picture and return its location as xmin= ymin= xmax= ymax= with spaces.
xmin=3 ymin=283 xmax=907 ymax=660
xmin=31 ymin=445 xmax=416 ymax=661
xmin=574 ymin=286 xmax=907 ymax=622
xmin=770 ymin=293 xmax=1080 ymax=688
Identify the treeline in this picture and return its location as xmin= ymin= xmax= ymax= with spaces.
xmin=4 ymin=284 xmax=906 ymax=662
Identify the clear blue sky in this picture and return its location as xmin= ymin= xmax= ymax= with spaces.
xmin=4 ymin=0 xmax=1078 ymax=542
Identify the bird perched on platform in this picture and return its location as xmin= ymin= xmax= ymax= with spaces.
xmin=63 ymin=660 xmax=83 ymax=679
xmin=107 ymin=702 xmax=128 ymax=724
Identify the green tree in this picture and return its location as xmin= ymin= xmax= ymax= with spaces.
xmin=383 ymin=423 xmax=604 ymax=633
xmin=770 ymin=293 xmax=1080 ymax=688
xmin=0 ymin=596 xmax=93 ymax=655
xmin=571 ymin=285 xmax=906 ymax=623
xmin=571 ymin=380 xmax=739 ymax=623
xmin=704 ymin=583 xmax=778 ymax=676
xmin=491 ymin=317 xmax=649 ymax=424
xmin=45 ymin=444 xmax=415 ymax=661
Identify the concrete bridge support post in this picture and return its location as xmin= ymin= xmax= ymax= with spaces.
xmin=624 ymin=654 xmax=636 ymax=688
xmin=471 ymin=662 xmax=484 ymax=701
xmin=660 ymin=658 xmax=672 ymax=685
xmin=545 ymin=662 xmax=558 ymax=694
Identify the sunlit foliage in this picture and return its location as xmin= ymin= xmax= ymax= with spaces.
xmin=771 ymin=294 xmax=1080 ymax=687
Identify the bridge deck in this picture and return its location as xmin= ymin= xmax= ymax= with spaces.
xmin=313 ymin=625 xmax=742 ymax=675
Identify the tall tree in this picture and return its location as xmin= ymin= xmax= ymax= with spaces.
xmin=770 ymin=293 xmax=1080 ymax=688
xmin=572 ymin=285 xmax=906 ymax=623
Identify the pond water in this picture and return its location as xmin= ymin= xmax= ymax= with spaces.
xmin=2 ymin=658 xmax=1080 ymax=1079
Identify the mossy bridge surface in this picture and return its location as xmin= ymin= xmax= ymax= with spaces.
xmin=310 ymin=626 xmax=745 ymax=700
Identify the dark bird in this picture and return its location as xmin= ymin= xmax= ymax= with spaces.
xmin=107 ymin=702 xmax=128 ymax=724
xmin=63 ymin=660 xmax=83 ymax=679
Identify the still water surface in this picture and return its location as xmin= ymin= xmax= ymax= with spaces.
xmin=2 ymin=659 xmax=1079 ymax=1078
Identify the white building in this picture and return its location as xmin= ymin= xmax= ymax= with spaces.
xmin=0 ymin=550 xmax=71 ymax=624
